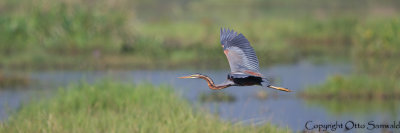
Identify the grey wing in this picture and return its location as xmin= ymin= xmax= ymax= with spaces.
xmin=220 ymin=28 xmax=260 ymax=74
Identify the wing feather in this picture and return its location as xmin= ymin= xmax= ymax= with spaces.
xmin=220 ymin=28 xmax=260 ymax=74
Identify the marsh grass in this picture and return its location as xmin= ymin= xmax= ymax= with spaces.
xmin=302 ymin=56 xmax=400 ymax=99
xmin=1 ymin=0 xmax=399 ymax=69
xmin=0 ymin=1 xmax=129 ymax=54
xmin=352 ymin=18 xmax=400 ymax=57
xmin=300 ymin=75 xmax=400 ymax=100
xmin=0 ymin=81 xmax=289 ymax=132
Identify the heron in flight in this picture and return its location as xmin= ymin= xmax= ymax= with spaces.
xmin=179 ymin=28 xmax=291 ymax=92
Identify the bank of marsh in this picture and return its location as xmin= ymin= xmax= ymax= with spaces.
xmin=0 ymin=81 xmax=289 ymax=132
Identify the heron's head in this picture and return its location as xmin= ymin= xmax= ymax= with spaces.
xmin=178 ymin=74 xmax=204 ymax=79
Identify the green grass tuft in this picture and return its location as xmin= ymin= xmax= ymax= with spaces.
xmin=301 ymin=75 xmax=400 ymax=100
xmin=0 ymin=81 xmax=289 ymax=132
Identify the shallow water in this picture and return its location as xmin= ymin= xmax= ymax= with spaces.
xmin=1 ymin=60 xmax=399 ymax=132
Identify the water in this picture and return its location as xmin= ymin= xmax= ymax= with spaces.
xmin=1 ymin=60 xmax=399 ymax=132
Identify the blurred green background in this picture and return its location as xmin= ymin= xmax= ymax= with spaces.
xmin=1 ymin=0 xmax=399 ymax=69
xmin=0 ymin=0 xmax=399 ymax=132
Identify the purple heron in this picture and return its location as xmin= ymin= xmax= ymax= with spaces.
xmin=179 ymin=28 xmax=291 ymax=92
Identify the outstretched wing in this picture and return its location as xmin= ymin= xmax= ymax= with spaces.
xmin=220 ymin=28 xmax=261 ymax=76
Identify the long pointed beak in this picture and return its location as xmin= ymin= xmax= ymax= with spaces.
xmin=268 ymin=85 xmax=292 ymax=92
xmin=178 ymin=76 xmax=193 ymax=79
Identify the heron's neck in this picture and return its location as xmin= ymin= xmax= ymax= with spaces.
xmin=199 ymin=75 xmax=229 ymax=90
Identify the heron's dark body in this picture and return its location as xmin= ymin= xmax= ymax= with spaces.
xmin=228 ymin=73 xmax=263 ymax=86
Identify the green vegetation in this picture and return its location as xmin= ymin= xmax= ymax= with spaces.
xmin=302 ymin=19 xmax=400 ymax=98
xmin=301 ymin=75 xmax=400 ymax=100
xmin=353 ymin=18 xmax=400 ymax=57
xmin=0 ymin=0 xmax=135 ymax=69
xmin=302 ymin=72 xmax=400 ymax=115
xmin=1 ymin=0 xmax=399 ymax=69
xmin=0 ymin=81 xmax=289 ymax=132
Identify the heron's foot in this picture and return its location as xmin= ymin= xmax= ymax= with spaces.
xmin=268 ymin=85 xmax=291 ymax=92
